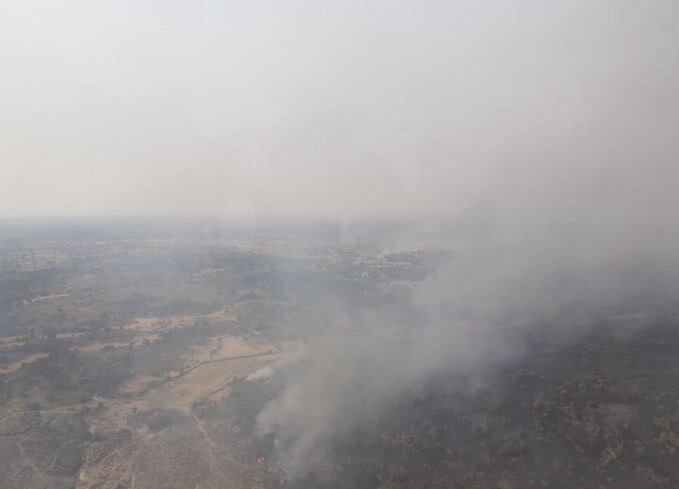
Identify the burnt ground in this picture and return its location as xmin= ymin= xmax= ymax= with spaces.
xmin=251 ymin=316 xmax=679 ymax=489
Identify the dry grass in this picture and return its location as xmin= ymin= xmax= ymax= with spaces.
xmin=0 ymin=353 xmax=50 ymax=374
xmin=140 ymin=352 xmax=283 ymax=411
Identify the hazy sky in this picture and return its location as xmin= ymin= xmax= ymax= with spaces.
xmin=1 ymin=1 xmax=677 ymax=218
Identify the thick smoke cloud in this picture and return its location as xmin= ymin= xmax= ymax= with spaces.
xmin=256 ymin=170 xmax=679 ymax=477
xmin=256 ymin=327 xmax=522 ymax=473
xmin=253 ymin=1 xmax=679 ymax=475
xmin=256 ymin=174 xmax=679 ymax=477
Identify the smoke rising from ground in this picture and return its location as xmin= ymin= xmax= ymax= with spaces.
xmin=257 ymin=215 xmax=679 ymax=477
xmin=256 ymin=146 xmax=679 ymax=475
xmin=251 ymin=2 xmax=679 ymax=475
xmin=256 ymin=175 xmax=679 ymax=476
xmin=1 ymin=0 xmax=678 ymax=477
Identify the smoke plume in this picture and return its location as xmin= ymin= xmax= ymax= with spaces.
xmin=254 ymin=1 xmax=679 ymax=476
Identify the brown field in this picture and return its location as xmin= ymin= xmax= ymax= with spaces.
xmin=73 ymin=341 xmax=130 ymax=353
xmin=22 ymin=293 xmax=71 ymax=304
xmin=120 ymin=309 xmax=236 ymax=335
xmin=116 ymin=334 xmax=300 ymax=411
xmin=0 ymin=335 xmax=25 ymax=349
xmin=117 ymin=375 xmax=163 ymax=397
xmin=0 ymin=332 xmax=86 ymax=350
xmin=140 ymin=352 xmax=284 ymax=411
xmin=72 ymin=331 xmax=161 ymax=354
xmin=0 ymin=353 xmax=50 ymax=374
xmin=182 ymin=334 xmax=271 ymax=366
